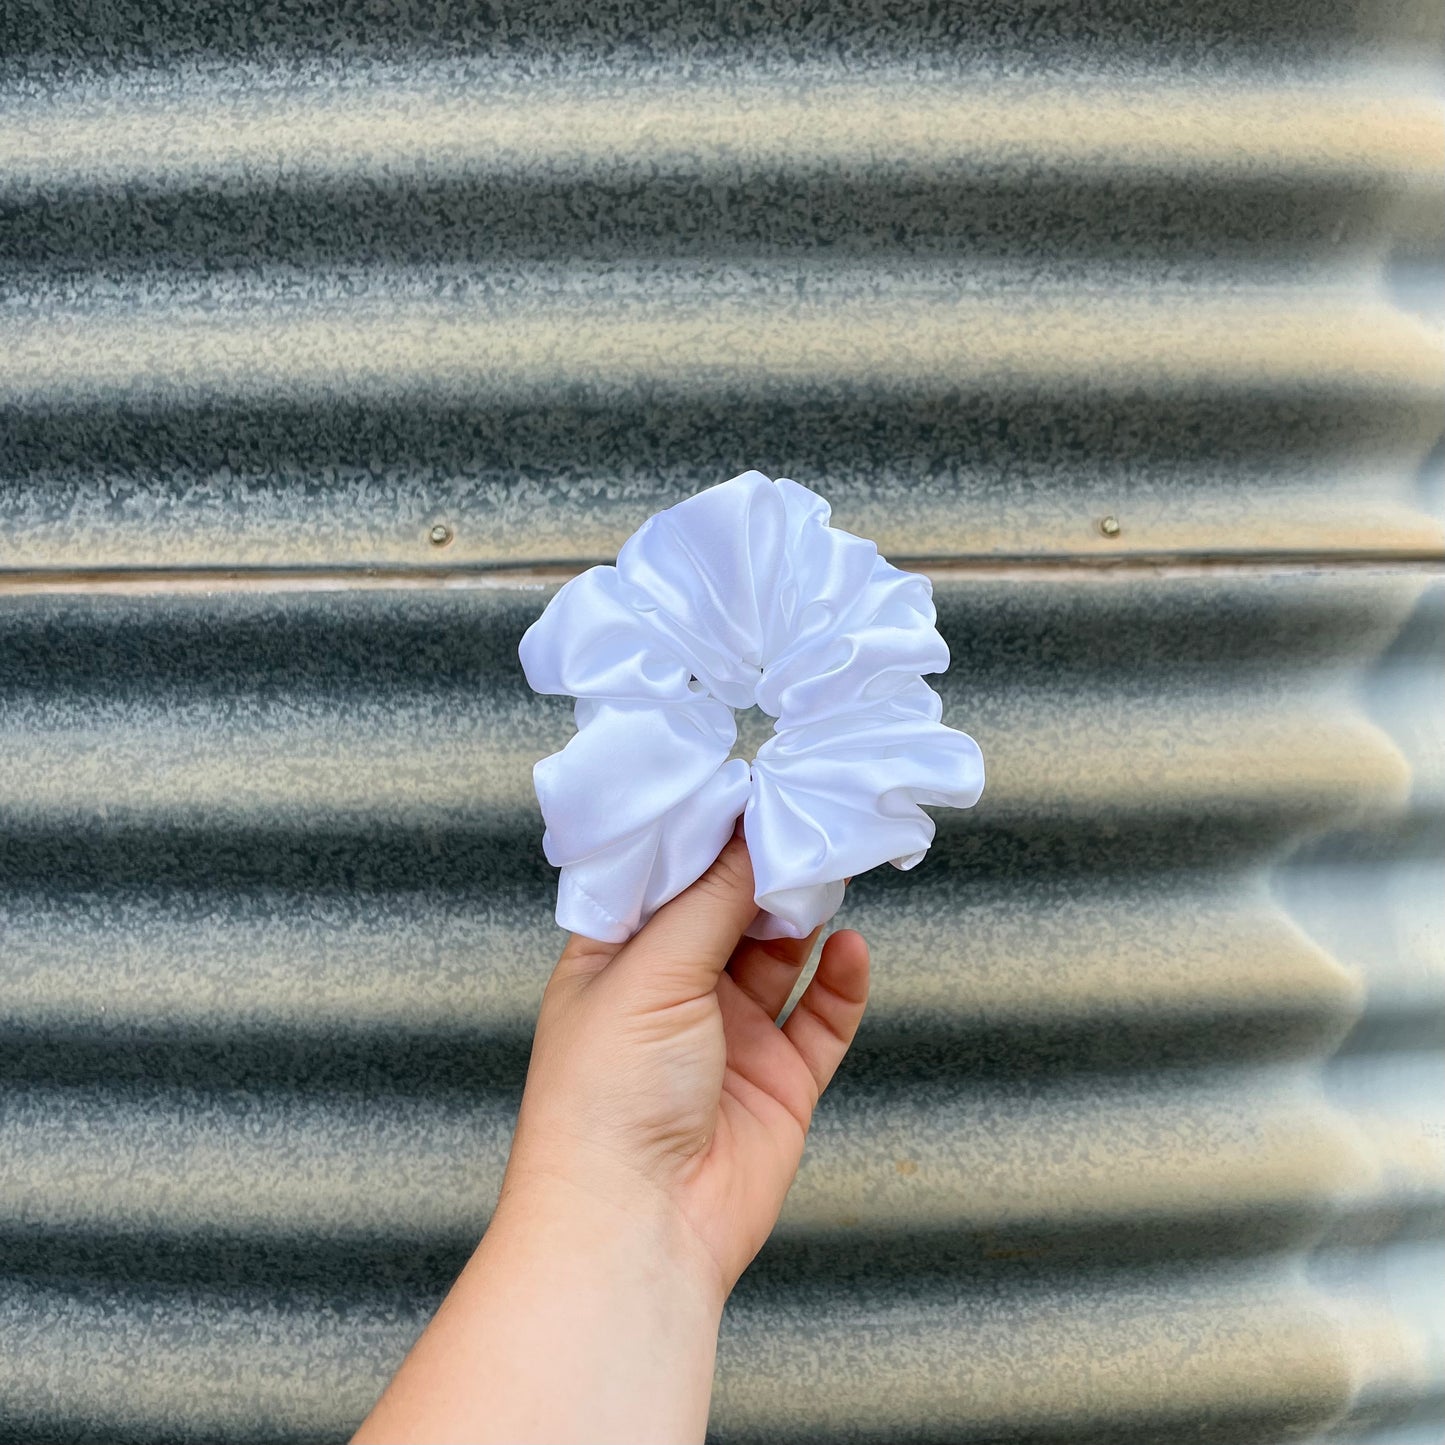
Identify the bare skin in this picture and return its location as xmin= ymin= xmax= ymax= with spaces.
xmin=352 ymin=830 xmax=870 ymax=1444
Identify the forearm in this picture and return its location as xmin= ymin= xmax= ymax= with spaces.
xmin=352 ymin=1177 xmax=725 ymax=1445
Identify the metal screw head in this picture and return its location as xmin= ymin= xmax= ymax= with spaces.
xmin=1098 ymin=515 xmax=1121 ymax=537
xmin=429 ymin=523 xmax=453 ymax=546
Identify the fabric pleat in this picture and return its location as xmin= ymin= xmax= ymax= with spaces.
xmin=519 ymin=471 xmax=984 ymax=943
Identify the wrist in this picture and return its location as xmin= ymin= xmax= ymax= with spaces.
xmin=356 ymin=1163 xmax=725 ymax=1445
xmin=490 ymin=1160 xmax=730 ymax=1321
xmin=444 ymin=1167 xmax=724 ymax=1443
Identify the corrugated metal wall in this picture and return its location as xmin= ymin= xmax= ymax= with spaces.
xmin=1 ymin=2 xmax=1443 ymax=1441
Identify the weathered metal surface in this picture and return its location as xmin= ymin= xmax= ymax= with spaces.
xmin=2 ymin=58 xmax=1442 ymax=569
xmin=1 ymin=573 xmax=1441 ymax=1441
xmin=1 ymin=1 xmax=1443 ymax=1442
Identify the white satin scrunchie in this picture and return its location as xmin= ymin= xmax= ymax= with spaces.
xmin=519 ymin=470 xmax=984 ymax=943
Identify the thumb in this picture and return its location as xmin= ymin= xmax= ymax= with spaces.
xmin=611 ymin=829 xmax=759 ymax=1002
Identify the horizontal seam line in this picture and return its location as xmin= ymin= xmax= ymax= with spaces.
xmin=2 ymin=550 xmax=1445 ymax=595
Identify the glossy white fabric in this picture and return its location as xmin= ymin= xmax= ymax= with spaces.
xmin=519 ymin=471 xmax=984 ymax=943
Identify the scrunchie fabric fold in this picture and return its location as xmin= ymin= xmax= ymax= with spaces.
xmin=520 ymin=470 xmax=984 ymax=943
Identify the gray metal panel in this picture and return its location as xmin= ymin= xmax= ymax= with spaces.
xmin=1 ymin=2 xmax=1443 ymax=1442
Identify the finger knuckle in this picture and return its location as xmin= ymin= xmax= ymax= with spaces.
xmin=705 ymin=835 xmax=753 ymax=894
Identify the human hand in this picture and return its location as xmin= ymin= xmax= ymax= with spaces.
xmin=352 ymin=828 xmax=868 ymax=1444
xmin=503 ymin=826 xmax=870 ymax=1301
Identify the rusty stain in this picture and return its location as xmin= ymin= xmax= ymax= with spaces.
xmin=0 ymin=556 xmax=1442 ymax=600
xmin=981 ymin=1244 xmax=1055 ymax=1262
